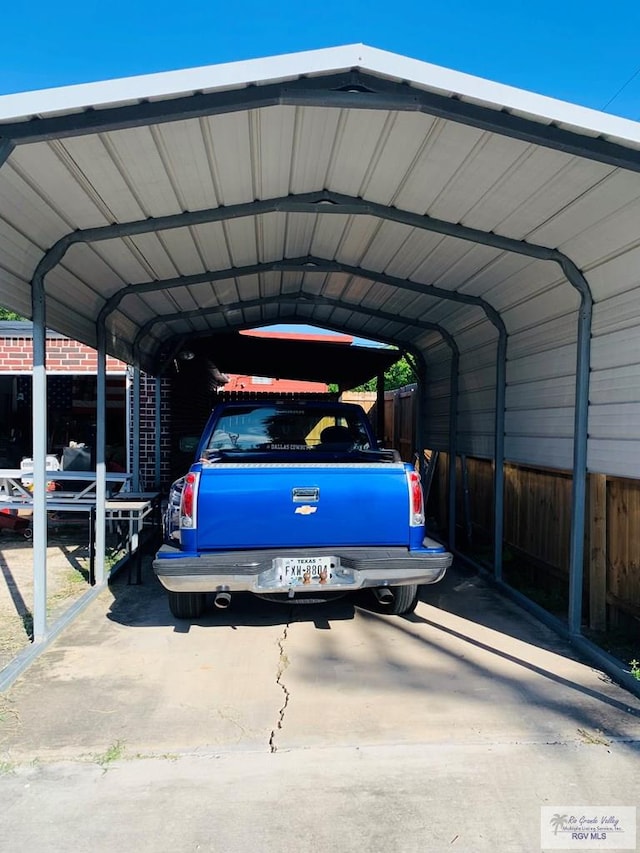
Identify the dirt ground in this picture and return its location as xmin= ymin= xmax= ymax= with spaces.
xmin=0 ymin=516 xmax=110 ymax=670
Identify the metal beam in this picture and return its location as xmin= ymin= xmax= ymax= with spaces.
xmin=136 ymin=290 xmax=453 ymax=353
xmin=31 ymin=257 xmax=48 ymax=642
xmin=52 ymin=190 xmax=589 ymax=281
xmin=0 ymin=137 xmax=15 ymax=168
xmin=95 ymin=325 xmax=107 ymax=586
xmin=3 ymin=71 xmax=640 ymax=172
xmin=568 ymin=292 xmax=592 ymax=634
xmin=123 ymin=256 xmax=498 ymax=348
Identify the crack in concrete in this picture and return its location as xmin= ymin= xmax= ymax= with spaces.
xmin=269 ymin=621 xmax=291 ymax=753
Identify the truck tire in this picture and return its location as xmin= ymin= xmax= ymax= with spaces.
xmin=168 ymin=591 xmax=206 ymax=619
xmin=387 ymin=584 xmax=420 ymax=615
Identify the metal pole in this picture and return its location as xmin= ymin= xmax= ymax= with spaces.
xmin=493 ymin=332 xmax=507 ymax=581
xmin=31 ymin=277 xmax=48 ymax=641
xmin=376 ymin=372 xmax=385 ymax=442
xmin=94 ymin=325 xmax=107 ymax=585
xmin=568 ymin=291 xmax=593 ymax=634
xmin=448 ymin=347 xmax=459 ymax=552
xmin=416 ymin=360 xmax=427 ymax=479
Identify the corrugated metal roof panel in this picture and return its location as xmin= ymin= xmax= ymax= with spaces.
xmin=506 ymin=376 xmax=575 ymax=410
xmin=454 ymin=327 xmax=498 ymax=357
xmin=590 ymin=364 xmax=640 ymax=405
xmin=532 ymin=170 xmax=640 ymax=252
xmin=507 ymin=344 xmax=577 ymax=384
xmin=0 ymin=218 xmax=43 ymax=282
xmin=508 ymin=315 xmax=577 ymax=360
xmin=200 ymin=113 xmax=254 ymax=205
xmin=428 ymin=134 xmax=531 ymax=225
xmin=290 ymin=108 xmax=342 ymax=193
xmin=506 ymin=407 xmax=575 ymax=437
xmin=457 ymin=411 xmax=495 ymax=435
xmin=589 ymin=404 xmax=640 ymax=439
xmin=146 ymin=230 xmax=201 ymax=278
xmin=459 ymin=364 xmax=496 ymax=395
xmin=82 ymin=236 xmax=154 ymax=285
xmin=501 ymin=289 xmax=579 ymax=334
xmin=507 ymin=437 xmax=573 ymax=470
xmin=592 ymin=287 xmax=640 ymax=337
xmin=192 ymin=222 xmax=233 ymax=270
xmin=591 ymin=327 xmax=640 ymax=370
xmin=0 ymin=165 xmax=69 ymax=249
xmin=588 ymin=440 xmax=640 ymax=476
xmin=325 ymin=110 xmax=393 ymax=197
xmin=458 ymin=389 xmax=496 ymax=413
xmin=587 ymin=249 xmax=640 ymax=302
xmin=9 ymin=142 xmax=112 ymax=231
xmin=458 ymin=435 xmax=494 ymax=458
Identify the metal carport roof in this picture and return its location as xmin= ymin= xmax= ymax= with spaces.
xmin=2 ymin=43 xmax=640 ymax=643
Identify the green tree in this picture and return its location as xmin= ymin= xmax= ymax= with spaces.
xmin=0 ymin=306 xmax=25 ymax=321
xmin=329 ymin=354 xmax=417 ymax=393
xmin=354 ymin=355 xmax=416 ymax=392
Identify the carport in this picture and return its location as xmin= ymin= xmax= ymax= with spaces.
xmin=1 ymin=44 xmax=640 ymax=661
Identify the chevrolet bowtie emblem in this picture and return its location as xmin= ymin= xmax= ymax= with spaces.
xmin=295 ymin=505 xmax=317 ymax=515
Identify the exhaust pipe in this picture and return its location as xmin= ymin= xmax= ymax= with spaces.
xmin=374 ymin=587 xmax=394 ymax=605
xmin=214 ymin=592 xmax=232 ymax=610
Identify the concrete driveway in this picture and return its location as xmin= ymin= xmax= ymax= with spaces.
xmin=1 ymin=560 xmax=639 ymax=852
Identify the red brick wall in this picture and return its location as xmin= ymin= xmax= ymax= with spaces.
xmin=0 ymin=335 xmax=172 ymax=487
xmin=0 ymin=335 xmax=126 ymax=373
xmin=135 ymin=373 xmax=172 ymax=489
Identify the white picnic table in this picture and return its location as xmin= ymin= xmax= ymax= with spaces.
xmin=0 ymin=469 xmax=160 ymax=584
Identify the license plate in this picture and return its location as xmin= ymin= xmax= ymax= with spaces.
xmin=275 ymin=556 xmax=337 ymax=586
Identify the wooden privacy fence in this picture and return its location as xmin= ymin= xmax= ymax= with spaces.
xmin=342 ymin=387 xmax=417 ymax=462
xmin=434 ymin=453 xmax=640 ymax=633
xmin=347 ymin=385 xmax=640 ymax=633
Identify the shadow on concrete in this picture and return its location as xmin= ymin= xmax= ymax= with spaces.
xmin=0 ymin=550 xmax=33 ymax=640
xmin=418 ymin=561 xmax=575 ymax=657
xmin=106 ymin=553 xmax=359 ymax=631
xmin=103 ymin=553 xmax=640 ymax=752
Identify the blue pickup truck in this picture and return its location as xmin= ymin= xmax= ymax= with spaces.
xmin=153 ymin=398 xmax=452 ymax=619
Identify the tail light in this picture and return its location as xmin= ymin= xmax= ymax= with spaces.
xmin=407 ymin=470 xmax=425 ymax=527
xmin=180 ymin=472 xmax=199 ymax=528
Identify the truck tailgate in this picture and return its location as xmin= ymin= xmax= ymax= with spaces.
xmin=195 ymin=462 xmax=410 ymax=549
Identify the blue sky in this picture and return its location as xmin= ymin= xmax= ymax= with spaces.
xmin=1 ymin=0 xmax=640 ymax=119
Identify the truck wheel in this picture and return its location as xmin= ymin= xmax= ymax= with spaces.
xmin=387 ymin=584 xmax=420 ymax=615
xmin=168 ymin=591 xmax=206 ymax=619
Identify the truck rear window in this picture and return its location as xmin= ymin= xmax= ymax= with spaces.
xmin=204 ymin=405 xmax=372 ymax=453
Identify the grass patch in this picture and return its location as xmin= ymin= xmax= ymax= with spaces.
xmin=577 ymin=728 xmax=610 ymax=747
xmin=46 ymin=567 xmax=89 ymax=616
xmin=92 ymin=739 xmax=126 ymax=768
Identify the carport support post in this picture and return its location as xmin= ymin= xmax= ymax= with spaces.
xmin=31 ymin=279 xmax=48 ymax=641
xmin=415 ymin=358 xmax=428 ymax=480
xmin=568 ymin=292 xmax=593 ymax=635
xmin=448 ymin=348 xmax=459 ymax=552
xmin=376 ymin=372 xmax=385 ymax=442
xmin=94 ymin=326 xmax=107 ymax=586
xmin=493 ymin=332 xmax=507 ymax=582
